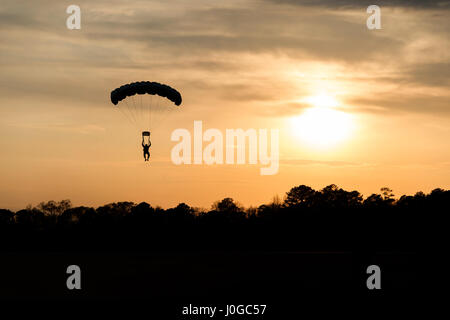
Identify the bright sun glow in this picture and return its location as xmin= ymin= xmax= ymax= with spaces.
xmin=304 ymin=93 xmax=339 ymax=108
xmin=291 ymin=95 xmax=354 ymax=148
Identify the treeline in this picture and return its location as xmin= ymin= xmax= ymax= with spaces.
xmin=0 ymin=184 xmax=446 ymax=252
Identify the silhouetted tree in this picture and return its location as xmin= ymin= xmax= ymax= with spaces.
xmin=59 ymin=206 xmax=94 ymax=226
xmin=14 ymin=208 xmax=45 ymax=228
xmin=318 ymin=184 xmax=362 ymax=209
xmin=0 ymin=209 xmax=14 ymax=226
xmin=363 ymin=193 xmax=384 ymax=208
xmin=0 ymin=184 xmax=445 ymax=252
xmin=207 ymin=198 xmax=245 ymax=224
xmin=166 ymin=203 xmax=195 ymax=223
xmin=212 ymin=198 xmax=241 ymax=213
xmin=283 ymin=185 xmax=316 ymax=208
xmin=37 ymin=200 xmax=72 ymax=216
xmin=380 ymin=187 xmax=395 ymax=204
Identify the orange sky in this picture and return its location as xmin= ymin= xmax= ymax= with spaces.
xmin=1 ymin=0 xmax=449 ymax=210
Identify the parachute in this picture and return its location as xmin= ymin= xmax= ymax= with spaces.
xmin=111 ymin=81 xmax=182 ymax=106
xmin=110 ymin=81 xmax=182 ymax=133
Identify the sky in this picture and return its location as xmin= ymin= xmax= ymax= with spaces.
xmin=0 ymin=0 xmax=449 ymax=210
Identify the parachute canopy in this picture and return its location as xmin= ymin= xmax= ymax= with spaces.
xmin=110 ymin=81 xmax=182 ymax=131
xmin=110 ymin=81 xmax=182 ymax=106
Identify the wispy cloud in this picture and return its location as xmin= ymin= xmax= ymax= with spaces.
xmin=280 ymin=159 xmax=372 ymax=167
xmin=265 ymin=0 xmax=450 ymax=9
xmin=7 ymin=122 xmax=106 ymax=135
xmin=1 ymin=0 xmax=448 ymax=117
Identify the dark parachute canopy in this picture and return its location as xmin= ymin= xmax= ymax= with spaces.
xmin=110 ymin=81 xmax=182 ymax=106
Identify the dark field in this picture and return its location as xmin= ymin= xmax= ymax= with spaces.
xmin=0 ymin=250 xmax=415 ymax=300
xmin=0 ymin=184 xmax=428 ymax=306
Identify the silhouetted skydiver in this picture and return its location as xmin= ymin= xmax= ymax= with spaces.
xmin=142 ymin=137 xmax=151 ymax=161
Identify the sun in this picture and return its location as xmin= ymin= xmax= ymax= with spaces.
xmin=304 ymin=93 xmax=339 ymax=108
xmin=291 ymin=95 xmax=354 ymax=148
